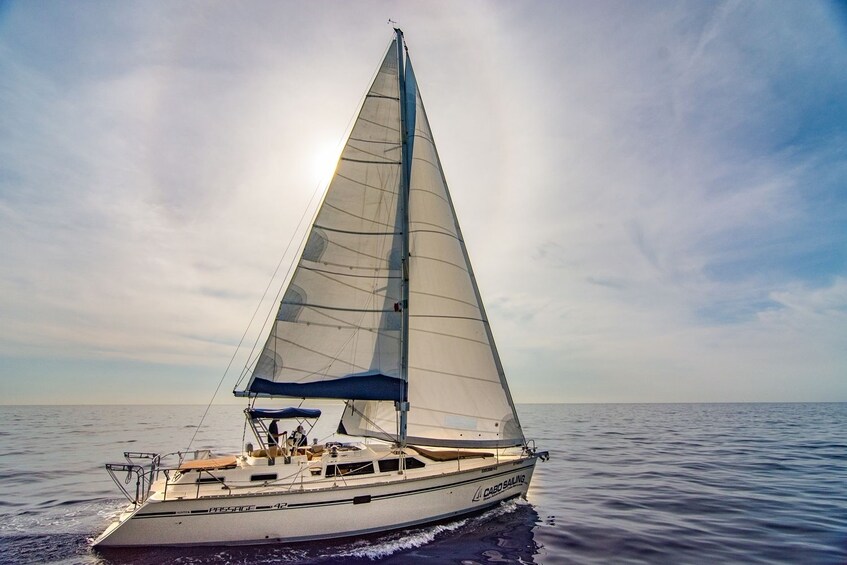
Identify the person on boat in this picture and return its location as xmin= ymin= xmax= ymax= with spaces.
xmin=293 ymin=425 xmax=308 ymax=448
xmin=267 ymin=419 xmax=280 ymax=465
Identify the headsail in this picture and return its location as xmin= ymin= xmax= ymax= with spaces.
xmin=239 ymin=33 xmax=525 ymax=448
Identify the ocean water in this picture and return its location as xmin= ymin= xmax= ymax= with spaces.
xmin=0 ymin=403 xmax=844 ymax=564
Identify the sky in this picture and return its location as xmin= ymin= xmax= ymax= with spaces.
xmin=1 ymin=1 xmax=845 ymax=404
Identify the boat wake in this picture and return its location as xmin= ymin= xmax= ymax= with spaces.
xmin=336 ymin=501 xmax=519 ymax=560
xmin=1 ymin=498 xmax=120 ymax=537
xmin=334 ymin=498 xmax=529 ymax=561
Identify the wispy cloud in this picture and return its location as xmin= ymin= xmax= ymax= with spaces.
xmin=0 ymin=1 xmax=845 ymax=403
xmin=469 ymin=2 xmax=847 ymax=401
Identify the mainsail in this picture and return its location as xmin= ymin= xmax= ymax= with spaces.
xmin=244 ymin=40 xmax=405 ymax=400
xmin=239 ymin=32 xmax=524 ymax=449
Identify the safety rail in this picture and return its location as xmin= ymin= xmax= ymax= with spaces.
xmin=105 ymin=450 xmax=218 ymax=505
xmin=105 ymin=461 xmax=158 ymax=506
xmin=523 ymin=440 xmax=550 ymax=462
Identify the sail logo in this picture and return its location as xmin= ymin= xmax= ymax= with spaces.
xmin=472 ymin=474 xmax=526 ymax=502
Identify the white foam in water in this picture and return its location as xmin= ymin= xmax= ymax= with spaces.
xmin=337 ymin=519 xmax=470 ymax=560
xmin=97 ymin=499 xmax=130 ymax=521
xmin=1 ymin=499 xmax=122 ymax=537
xmin=334 ymin=499 xmax=522 ymax=560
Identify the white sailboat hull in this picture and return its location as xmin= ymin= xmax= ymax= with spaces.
xmin=94 ymin=456 xmax=537 ymax=547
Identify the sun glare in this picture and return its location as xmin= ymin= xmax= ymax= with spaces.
xmin=311 ymin=139 xmax=342 ymax=186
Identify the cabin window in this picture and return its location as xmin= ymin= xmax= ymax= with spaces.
xmin=250 ymin=473 xmax=278 ymax=482
xmin=377 ymin=457 xmax=426 ymax=473
xmin=325 ymin=462 xmax=375 ymax=477
xmin=195 ymin=476 xmax=223 ymax=484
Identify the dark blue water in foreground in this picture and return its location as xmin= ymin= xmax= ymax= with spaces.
xmin=0 ymin=403 xmax=845 ymax=564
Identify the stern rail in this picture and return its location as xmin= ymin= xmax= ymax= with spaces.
xmin=105 ymin=462 xmax=157 ymax=506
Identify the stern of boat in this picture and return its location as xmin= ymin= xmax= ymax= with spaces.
xmin=93 ymin=449 xmax=220 ymax=549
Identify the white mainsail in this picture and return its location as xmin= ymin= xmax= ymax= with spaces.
xmin=240 ymin=36 xmax=524 ymax=448
xmin=246 ymin=41 xmax=404 ymax=396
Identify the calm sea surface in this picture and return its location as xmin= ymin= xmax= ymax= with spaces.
xmin=0 ymin=403 xmax=844 ymax=564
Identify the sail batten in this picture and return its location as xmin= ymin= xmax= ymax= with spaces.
xmin=312 ymin=226 xmax=401 ymax=236
xmin=294 ymin=304 xmax=399 ymax=313
xmin=340 ymin=158 xmax=402 ymax=165
xmin=302 ymin=266 xmax=401 ymax=279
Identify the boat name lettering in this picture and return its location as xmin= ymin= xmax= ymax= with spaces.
xmin=472 ymin=474 xmax=526 ymax=502
xmin=208 ymin=502 xmax=287 ymax=514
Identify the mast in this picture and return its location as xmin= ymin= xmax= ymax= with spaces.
xmin=396 ymin=27 xmax=411 ymax=446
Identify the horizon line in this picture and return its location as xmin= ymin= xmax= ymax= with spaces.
xmin=2 ymin=400 xmax=845 ymax=407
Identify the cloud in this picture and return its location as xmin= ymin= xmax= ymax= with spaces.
xmin=469 ymin=2 xmax=847 ymax=401
xmin=0 ymin=1 xmax=845 ymax=403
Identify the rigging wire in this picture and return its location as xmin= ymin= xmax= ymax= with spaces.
xmin=232 ymin=178 xmax=325 ymax=390
xmin=185 ymin=182 xmax=323 ymax=452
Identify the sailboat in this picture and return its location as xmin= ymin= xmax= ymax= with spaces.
xmin=94 ymin=29 xmax=547 ymax=548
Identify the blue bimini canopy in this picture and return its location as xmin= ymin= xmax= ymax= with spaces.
xmin=247 ymin=407 xmax=322 ymax=420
